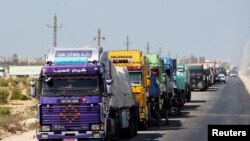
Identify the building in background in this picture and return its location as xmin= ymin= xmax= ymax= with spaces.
xmin=0 ymin=67 xmax=5 ymax=77
xmin=8 ymin=66 xmax=43 ymax=78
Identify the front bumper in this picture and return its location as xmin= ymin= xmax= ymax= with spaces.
xmin=37 ymin=131 xmax=105 ymax=140
xmin=191 ymin=82 xmax=204 ymax=89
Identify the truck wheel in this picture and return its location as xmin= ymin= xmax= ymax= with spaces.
xmin=142 ymin=120 xmax=147 ymax=130
xmin=177 ymin=107 xmax=181 ymax=116
xmin=133 ymin=118 xmax=138 ymax=136
xmin=187 ymin=91 xmax=191 ymax=102
xmin=124 ymin=119 xmax=134 ymax=138
xmin=105 ymin=117 xmax=119 ymax=141
xmin=147 ymin=116 xmax=152 ymax=128
xmin=110 ymin=116 xmax=119 ymax=141
xmin=114 ymin=116 xmax=120 ymax=141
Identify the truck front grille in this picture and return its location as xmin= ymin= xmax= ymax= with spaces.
xmin=41 ymin=104 xmax=100 ymax=130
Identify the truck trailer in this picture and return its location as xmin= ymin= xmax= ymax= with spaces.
xmin=108 ymin=50 xmax=150 ymax=129
xmin=145 ymin=53 xmax=167 ymax=125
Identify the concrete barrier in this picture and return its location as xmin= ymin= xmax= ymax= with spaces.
xmin=239 ymin=73 xmax=250 ymax=96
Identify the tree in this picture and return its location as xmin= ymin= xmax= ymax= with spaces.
xmin=12 ymin=54 xmax=18 ymax=65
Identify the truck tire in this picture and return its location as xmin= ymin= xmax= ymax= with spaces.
xmin=186 ymin=90 xmax=191 ymax=102
xmin=123 ymin=111 xmax=136 ymax=138
xmin=177 ymin=106 xmax=181 ymax=116
xmin=123 ymin=108 xmax=138 ymax=138
xmin=141 ymin=120 xmax=147 ymax=130
xmin=147 ymin=107 xmax=152 ymax=128
xmin=113 ymin=115 xmax=120 ymax=141
xmin=147 ymin=113 xmax=152 ymax=128
xmin=133 ymin=118 xmax=138 ymax=136
xmin=105 ymin=116 xmax=119 ymax=141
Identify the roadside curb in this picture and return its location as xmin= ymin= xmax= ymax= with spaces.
xmin=239 ymin=74 xmax=250 ymax=96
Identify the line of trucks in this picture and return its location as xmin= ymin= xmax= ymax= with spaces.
xmin=30 ymin=46 xmax=224 ymax=141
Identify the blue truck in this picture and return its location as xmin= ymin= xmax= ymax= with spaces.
xmin=176 ymin=64 xmax=191 ymax=103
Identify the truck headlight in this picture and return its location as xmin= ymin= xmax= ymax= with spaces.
xmin=42 ymin=125 xmax=51 ymax=131
xmin=91 ymin=124 xmax=100 ymax=130
xmin=100 ymin=124 xmax=104 ymax=130
xmin=41 ymin=134 xmax=48 ymax=139
xmin=93 ymin=132 xmax=100 ymax=138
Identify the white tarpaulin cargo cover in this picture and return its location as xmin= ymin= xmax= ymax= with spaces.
xmin=109 ymin=64 xmax=137 ymax=109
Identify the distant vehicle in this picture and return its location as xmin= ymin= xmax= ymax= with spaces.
xmin=218 ymin=73 xmax=226 ymax=83
xmin=187 ymin=64 xmax=209 ymax=91
xmin=230 ymin=72 xmax=237 ymax=77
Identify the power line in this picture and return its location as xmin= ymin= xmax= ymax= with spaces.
xmin=62 ymin=26 xmax=81 ymax=46
xmin=47 ymin=14 xmax=62 ymax=47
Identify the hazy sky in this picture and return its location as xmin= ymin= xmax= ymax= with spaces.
xmin=1 ymin=0 xmax=250 ymax=65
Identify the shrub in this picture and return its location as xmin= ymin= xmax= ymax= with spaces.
xmin=0 ymin=78 xmax=8 ymax=87
xmin=9 ymin=78 xmax=18 ymax=88
xmin=16 ymin=77 xmax=29 ymax=88
xmin=10 ymin=89 xmax=30 ymax=100
xmin=0 ymin=89 xmax=9 ymax=104
xmin=0 ymin=107 xmax=10 ymax=116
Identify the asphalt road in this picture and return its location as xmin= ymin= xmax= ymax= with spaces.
xmin=2 ymin=76 xmax=250 ymax=141
xmin=123 ymin=76 xmax=250 ymax=141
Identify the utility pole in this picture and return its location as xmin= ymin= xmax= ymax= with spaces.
xmin=47 ymin=14 xmax=62 ymax=47
xmin=94 ymin=28 xmax=105 ymax=46
xmin=159 ymin=47 xmax=162 ymax=57
xmin=124 ymin=36 xmax=131 ymax=50
xmin=176 ymin=53 xmax=178 ymax=64
xmin=168 ymin=50 xmax=171 ymax=57
xmin=146 ymin=42 xmax=150 ymax=53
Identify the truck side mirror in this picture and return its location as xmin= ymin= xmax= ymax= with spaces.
xmin=146 ymin=75 xmax=150 ymax=87
xmin=173 ymin=75 xmax=176 ymax=81
xmin=106 ymin=79 xmax=113 ymax=95
xmin=161 ymin=74 xmax=166 ymax=83
xmin=30 ymin=81 xmax=36 ymax=98
xmin=106 ymin=84 xmax=112 ymax=95
xmin=106 ymin=79 xmax=113 ymax=85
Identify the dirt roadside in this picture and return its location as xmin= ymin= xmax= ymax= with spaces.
xmin=1 ymin=129 xmax=36 ymax=141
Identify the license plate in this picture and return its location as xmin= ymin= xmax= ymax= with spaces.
xmin=63 ymin=138 xmax=77 ymax=141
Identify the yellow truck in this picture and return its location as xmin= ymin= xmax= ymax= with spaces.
xmin=108 ymin=50 xmax=150 ymax=129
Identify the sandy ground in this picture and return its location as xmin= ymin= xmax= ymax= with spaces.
xmin=1 ymin=74 xmax=250 ymax=141
xmin=1 ymin=130 xmax=37 ymax=141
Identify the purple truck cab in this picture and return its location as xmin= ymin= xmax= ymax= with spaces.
xmin=36 ymin=64 xmax=106 ymax=141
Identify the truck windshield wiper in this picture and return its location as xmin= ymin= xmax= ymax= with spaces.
xmin=63 ymin=88 xmax=99 ymax=96
xmin=42 ymin=89 xmax=66 ymax=97
xmin=42 ymin=88 xmax=99 ymax=97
